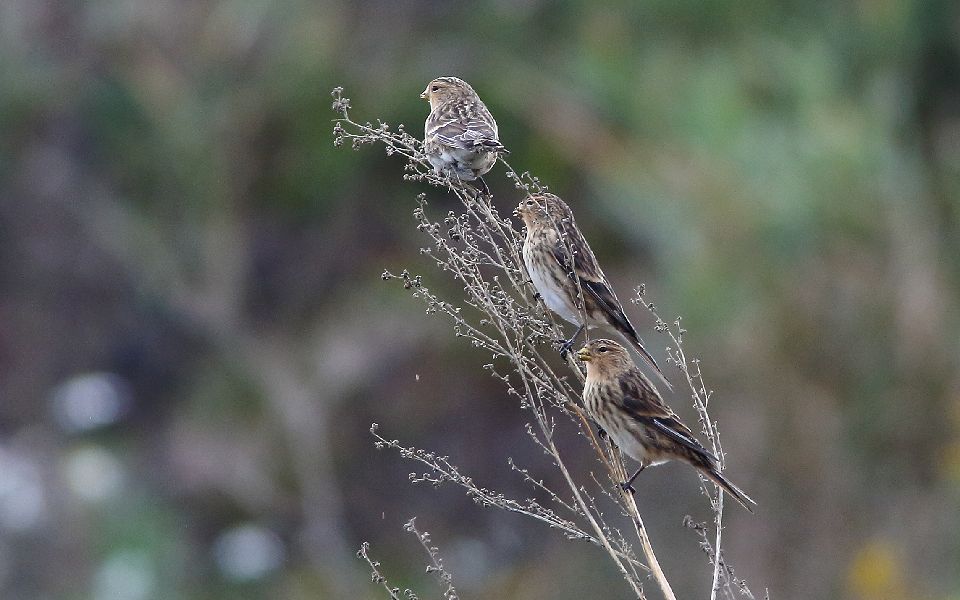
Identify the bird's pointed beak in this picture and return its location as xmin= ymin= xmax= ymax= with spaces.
xmin=420 ymin=89 xmax=429 ymax=100
xmin=576 ymin=348 xmax=591 ymax=362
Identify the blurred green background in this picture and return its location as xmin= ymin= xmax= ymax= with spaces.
xmin=2 ymin=1 xmax=959 ymax=598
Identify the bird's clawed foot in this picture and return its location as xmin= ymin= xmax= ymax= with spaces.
xmin=557 ymin=324 xmax=585 ymax=359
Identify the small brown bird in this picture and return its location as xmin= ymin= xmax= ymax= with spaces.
xmin=421 ymin=76 xmax=506 ymax=193
xmin=577 ymin=339 xmax=755 ymax=512
xmin=516 ymin=193 xmax=670 ymax=389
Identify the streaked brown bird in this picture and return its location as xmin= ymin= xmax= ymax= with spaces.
xmin=577 ymin=339 xmax=755 ymax=512
xmin=421 ymin=76 xmax=506 ymax=193
xmin=516 ymin=193 xmax=671 ymax=389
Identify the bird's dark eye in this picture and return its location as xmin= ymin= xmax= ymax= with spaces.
xmin=525 ymin=199 xmax=535 ymax=206
xmin=431 ymin=85 xmax=439 ymax=92
xmin=597 ymin=346 xmax=609 ymax=353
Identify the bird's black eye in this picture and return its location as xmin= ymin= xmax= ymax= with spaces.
xmin=597 ymin=346 xmax=609 ymax=353
xmin=525 ymin=199 xmax=535 ymax=206
xmin=431 ymin=85 xmax=439 ymax=92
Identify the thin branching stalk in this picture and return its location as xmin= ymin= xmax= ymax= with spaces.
xmin=404 ymin=518 xmax=459 ymax=600
xmin=637 ymin=294 xmax=758 ymax=600
xmin=357 ymin=542 xmax=405 ymax=600
xmin=357 ymin=519 xmax=462 ymax=600
xmin=333 ymin=86 xmax=757 ymax=600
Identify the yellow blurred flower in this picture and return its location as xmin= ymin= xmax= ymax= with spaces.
xmin=846 ymin=539 xmax=905 ymax=600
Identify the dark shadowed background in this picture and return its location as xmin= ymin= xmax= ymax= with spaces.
xmin=1 ymin=1 xmax=959 ymax=599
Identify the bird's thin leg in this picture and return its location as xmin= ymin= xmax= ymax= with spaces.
xmin=441 ymin=169 xmax=458 ymax=194
xmin=619 ymin=465 xmax=647 ymax=495
xmin=558 ymin=324 xmax=586 ymax=358
xmin=452 ymin=170 xmax=466 ymax=193
xmin=476 ymin=176 xmax=492 ymax=197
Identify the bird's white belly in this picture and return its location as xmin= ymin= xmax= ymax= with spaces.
xmin=601 ymin=417 xmax=667 ymax=466
xmin=526 ymin=252 xmax=581 ymax=325
xmin=608 ymin=423 xmax=653 ymax=463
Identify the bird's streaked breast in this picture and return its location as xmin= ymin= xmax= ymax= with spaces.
xmin=524 ymin=235 xmax=581 ymax=325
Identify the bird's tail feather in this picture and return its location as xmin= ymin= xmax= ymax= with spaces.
xmin=625 ymin=330 xmax=672 ymax=391
xmin=704 ymin=469 xmax=756 ymax=513
xmin=477 ymin=139 xmax=508 ymax=153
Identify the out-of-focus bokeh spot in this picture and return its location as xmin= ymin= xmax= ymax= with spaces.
xmin=212 ymin=523 xmax=285 ymax=582
xmin=847 ymin=540 xmax=906 ymax=600
xmin=50 ymin=373 xmax=130 ymax=433
xmin=64 ymin=445 xmax=125 ymax=503
xmin=93 ymin=549 xmax=157 ymax=600
xmin=0 ymin=448 xmax=47 ymax=533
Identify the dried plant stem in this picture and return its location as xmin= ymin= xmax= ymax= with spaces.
xmin=569 ymin=385 xmax=677 ymax=600
xmin=641 ymin=299 xmax=758 ymax=600
xmin=333 ymin=86 xmax=756 ymax=600
xmin=357 ymin=542 xmax=403 ymax=600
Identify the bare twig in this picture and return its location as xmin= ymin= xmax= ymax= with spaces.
xmin=357 ymin=542 xmax=406 ymax=600
xmin=404 ymin=518 xmax=459 ymax=600
xmin=334 ymin=85 xmax=757 ymax=600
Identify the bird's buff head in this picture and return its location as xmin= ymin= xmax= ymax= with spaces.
xmin=514 ymin=193 xmax=573 ymax=229
xmin=420 ymin=76 xmax=476 ymax=109
xmin=577 ymin=339 xmax=633 ymax=376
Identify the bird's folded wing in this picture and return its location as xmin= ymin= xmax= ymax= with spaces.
xmin=582 ymin=279 xmax=635 ymax=336
xmin=428 ymin=119 xmax=502 ymax=150
xmin=617 ymin=375 xmax=673 ymax=419
xmin=648 ymin=417 xmax=718 ymax=462
xmin=548 ymin=232 xmax=636 ymax=336
xmin=549 ymin=225 xmax=601 ymax=282
xmin=617 ymin=376 xmax=715 ymax=459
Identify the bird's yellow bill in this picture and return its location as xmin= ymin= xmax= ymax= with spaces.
xmin=576 ymin=348 xmax=591 ymax=361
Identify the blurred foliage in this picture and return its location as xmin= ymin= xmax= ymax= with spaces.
xmin=1 ymin=0 xmax=959 ymax=599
